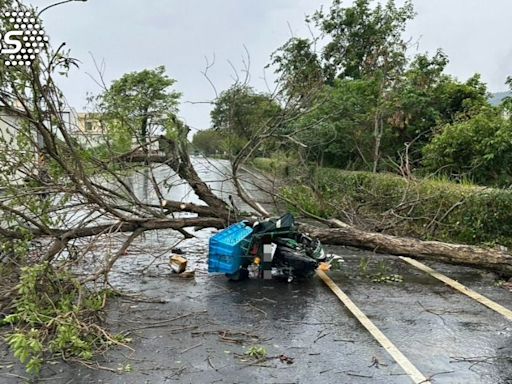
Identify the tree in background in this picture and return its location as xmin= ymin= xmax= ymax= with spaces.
xmin=210 ymin=85 xmax=282 ymax=155
xmin=290 ymin=78 xmax=378 ymax=168
xmin=266 ymin=0 xmax=415 ymax=171
xmin=262 ymin=0 xmax=495 ymax=177
xmin=385 ymin=52 xmax=490 ymax=168
xmin=268 ymin=37 xmax=324 ymax=103
xmin=311 ymin=0 xmax=415 ymax=82
xmin=313 ymin=0 xmax=415 ymax=171
xmin=97 ymin=66 xmax=181 ymax=151
xmin=191 ymin=128 xmax=225 ymax=156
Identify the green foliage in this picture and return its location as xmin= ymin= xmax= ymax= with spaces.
xmin=422 ymin=107 xmax=512 ymax=186
xmin=3 ymin=263 xmax=124 ymax=375
xmin=281 ymin=185 xmax=328 ymax=217
xmin=97 ymin=66 xmax=181 ymax=145
xmin=359 ymin=256 xmax=370 ymax=275
xmin=282 ymin=50 xmax=491 ymax=171
xmin=251 ymin=156 xmax=295 ymax=177
xmin=191 ymin=128 xmax=227 ymax=156
xmin=105 ymin=119 xmax=133 ymax=153
xmin=261 ymin=0 xmax=496 ymax=178
xmin=210 ymin=85 xmax=282 ymax=153
xmin=267 ymin=165 xmax=512 ymax=247
xmin=246 ymin=345 xmax=268 ymax=359
xmin=371 ymin=273 xmax=403 ymax=283
xmin=311 ymin=0 xmax=415 ymax=81
xmin=291 ymin=78 xmax=379 ymax=168
xmin=268 ymin=37 xmax=324 ymax=100
xmin=385 ymin=53 xmax=490 ymax=162
xmin=7 ymin=329 xmax=43 ymax=375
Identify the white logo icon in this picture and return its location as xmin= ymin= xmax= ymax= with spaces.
xmin=0 ymin=10 xmax=49 ymax=66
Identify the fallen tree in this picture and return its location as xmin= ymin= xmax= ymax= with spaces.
xmin=0 ymin=1 xmax=509 ymax=296
xmin=1 ymin=0 xmax=511 ymax=375
xmin=301 ymin=223 xmax=512 ymax=275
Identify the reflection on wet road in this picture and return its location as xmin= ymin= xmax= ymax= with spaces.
xmin=1 ymin=157 xmax=511 ymax=383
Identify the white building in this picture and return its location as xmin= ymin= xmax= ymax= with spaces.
xmin=0 ymin=106 xmax=82 ymax=185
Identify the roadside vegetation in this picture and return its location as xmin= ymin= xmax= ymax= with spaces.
xmin=2 ymin=0 xmax=512 ymax=377
xmin=253 ymin=157 xmax=512 ymax=247
xmin=193 ymin=0 xmax=512 ymax=248
xmin=193 ymin=0 xmax=512 ymax=189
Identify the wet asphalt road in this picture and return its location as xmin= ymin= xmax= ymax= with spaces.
xmin=1 ymin=158 xmax=512 ymax=383
xmin=2 ymin=237 xmax=511 ymax=384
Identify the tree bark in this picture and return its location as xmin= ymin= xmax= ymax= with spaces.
xmin=120 ymin=146 xmax=512 ymax=276
xmin=54 ymin=217 xmax=225 ymax=239
xmin=300 ymin=223 xmax=512 ymax=276
xmin=119 ymin=136 xmax=230 ymax=215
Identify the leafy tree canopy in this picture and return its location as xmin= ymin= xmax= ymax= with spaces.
xmin=210 ymin=85 xmax=281 ymax=141
xmin=422 ymin=107 xmax=512 ymax=186
xmin=98 ymin=66 xmax=181 ymax=146
xmin=268 ymin=37 xmax=324 ymax=101
xmin=311 ymin=0 xmax=415 ymax=81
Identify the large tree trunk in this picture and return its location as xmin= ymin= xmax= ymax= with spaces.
xmin=300 ymin=224 xmax=512 ymax=276
xmin=120 ymin=142 xmax=512 ymax=276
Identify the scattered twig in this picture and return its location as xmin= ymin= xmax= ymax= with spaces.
xmin=180 ymin=342 xmax=203 ymax=354
xmin=207 ymin=355 xmax=217 ymax=370
xmin=418 ymin=370 xmax=455 ymax=383
xmin=346 ymin=372 xmax=374 ymax=379
xmin=121 ymin=311 xmax=206 ymax=333
xmin=314 ymin=331 xmax=329 ymax=343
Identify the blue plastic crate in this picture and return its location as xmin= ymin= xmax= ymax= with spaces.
xmin=208 ymin=222 xmax=253 ymax=274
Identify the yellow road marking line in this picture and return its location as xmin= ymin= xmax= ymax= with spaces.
xmin=317 ymin=270 xmax=430 ymax=384
xmin=237 ymin=179 xmax=270 ymax=216
xmin=400 ymin=256 xmax=512 ymax=321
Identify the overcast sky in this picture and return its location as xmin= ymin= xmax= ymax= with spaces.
xmin=30 ymin=0 xmax=512 ymax=133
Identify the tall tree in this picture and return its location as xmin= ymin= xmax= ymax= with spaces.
xmin=98 ymin=66 xmax=181 ymax=147
xmin=191 ymin=128 xmax=225 ymax=155
xmin=268 ymin=37 xmax=324 ymax=103
xmin=311 ymin=0 xmax=415 ymax=171
xmin=385 ymin=51 xmax=489 ymax=166
xmin=311 ymin=0 xmax=415 ymax=82
xmin=210 ymin=85 xmax=281 ymax=154
xmin=292 ymin=78 xmax=378 ymax=168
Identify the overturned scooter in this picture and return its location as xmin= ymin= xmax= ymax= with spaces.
xmin=208 ymin=213 xmax=326 ymax=282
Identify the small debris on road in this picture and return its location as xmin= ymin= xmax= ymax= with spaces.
xmin=170 ymin=254 xmax=188 ymax=273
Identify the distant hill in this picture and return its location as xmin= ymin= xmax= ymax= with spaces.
xmin=489 ymin=91 xmax=512 ymax=106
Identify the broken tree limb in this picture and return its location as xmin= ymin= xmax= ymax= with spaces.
xmin=54 ymin=217 xmax=226 ymax=238
xmin=20 ymin=217 xmax=226 ymax=246
xmin=161 ymin=199 xmax=228 ymax=219
xmin=300 ymin=224 xmax=512 ymax=276
xmin=120 ymin=136 xmax=230 ymax=214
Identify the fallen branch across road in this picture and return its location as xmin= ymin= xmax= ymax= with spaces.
xmin=300 ymin=223 xmax=512 ymax=276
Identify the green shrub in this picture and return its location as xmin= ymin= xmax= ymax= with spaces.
xmin=278 ymin=167 xmax=512 ymax=247
xmin=422 ymin=107 xmax=512 ymax=186
xmin=251 ymin=156 xmax=296 ymax=177
xmin=281 ymin=185 xmax=329 ymax=217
